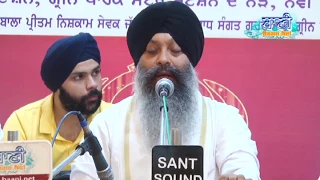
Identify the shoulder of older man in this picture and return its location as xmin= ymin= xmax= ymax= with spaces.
xmin=92 ymin=96 xmax=134 ymax=127
xmin=202 ymin=95 xmax=243 ymax=116
xmin=201 ymin=95 xmax=250 ymax=129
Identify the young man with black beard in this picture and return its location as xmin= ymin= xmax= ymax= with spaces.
xmin=3 ymin=33 xmax=111 ymax=171
xmin=71 ymin=2 xmax=260 ymax=180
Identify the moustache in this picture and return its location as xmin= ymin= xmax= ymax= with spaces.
xmin=143 ymin=66 xmax=181 ymax=82
xmin=81 ymin=89 xmax=102 ymax=102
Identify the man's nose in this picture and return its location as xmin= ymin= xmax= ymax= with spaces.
xmin=86 ymin=76 xmax=98 ymax=91
xmin=157 ymin=51 xmax=171 ymax=66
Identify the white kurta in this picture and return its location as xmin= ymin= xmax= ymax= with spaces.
xmin=70 ymin=92 xmax=260 ymax=180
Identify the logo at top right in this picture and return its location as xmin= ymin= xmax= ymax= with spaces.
xmin=244 ymin=13 xmax=300 ymax=39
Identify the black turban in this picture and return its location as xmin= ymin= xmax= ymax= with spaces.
xmin=126 ymin=1 xmax=204 ymax=67
xmin=41 ymin=32 xmax=101 ymax=92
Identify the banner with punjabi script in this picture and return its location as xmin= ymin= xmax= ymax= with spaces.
xmin=0 ymin=0 xmax=319 ymax=39
xmin=0 ymin=27 xmax=319 ymax=180
xmin=0 ymin=1 xmax=319 ymax=180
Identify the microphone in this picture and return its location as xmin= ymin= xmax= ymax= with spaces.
xmin=77 ymin=113 xmax=114 ymax=180
xmin=156 ymin=78 xmax=174 ymax=145
xmin=155 ymin=78 xmax=174 ymax=97
xmin=152 ymin=80 xmax=204 ymax=179
xmin=52 ymin=112 xmax=114 ymax=179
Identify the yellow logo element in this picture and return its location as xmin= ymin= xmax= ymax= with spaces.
xmin=262 ymin=30 xmax=293 ymax=37
xmin=0 ymin=164 xmax=26 ymax=171
xmin=102 ymin=64 xmax=249 ymax=125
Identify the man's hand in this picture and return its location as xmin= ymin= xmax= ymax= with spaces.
xmin=219 ymin=174 xmax=253 ymax=180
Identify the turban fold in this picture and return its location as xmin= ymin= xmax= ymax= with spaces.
xmin=41 ymin=33 xmax=101 ymax=92
xmin=126 ymin=1 xmax=204 ymax=67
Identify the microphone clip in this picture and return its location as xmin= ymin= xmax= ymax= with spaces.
xmin=76 ymin=132 xmax=102 ymax=157
xmin=52 ymin=133 xmax=98 ymax=178
xmin=159 ymin=105 xmax=169 ymax=112
xmin=159 ymin=88 xmax=169 ymax=97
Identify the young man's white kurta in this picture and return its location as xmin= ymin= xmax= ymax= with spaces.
xmin=70 ymin=91 xmax=260 ymax=180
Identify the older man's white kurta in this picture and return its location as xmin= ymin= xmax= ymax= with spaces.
xmin=70 ymin=92 xmax=260 ymax=180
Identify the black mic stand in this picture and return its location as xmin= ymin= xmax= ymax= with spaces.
xmin=52 ymin=133 xmax=108 ymax=178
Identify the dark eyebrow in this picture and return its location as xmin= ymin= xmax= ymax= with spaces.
xmin=71 ymin=65 xmax=100 ymax=76
xmin=92 ymin=65 xmax=101 ymax=72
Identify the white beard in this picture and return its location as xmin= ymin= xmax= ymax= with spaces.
xmin=133 ymin=63 xmax=201 ymax=149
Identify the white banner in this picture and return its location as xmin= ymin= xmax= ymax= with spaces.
xmin=0 ymin=0 xmax=318 ymax=39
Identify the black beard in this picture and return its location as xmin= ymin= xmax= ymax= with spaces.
xmin=59 ymin=88 xmax=102 ymax=116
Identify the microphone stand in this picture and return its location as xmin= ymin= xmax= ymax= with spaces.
xmin=171 ymin=128 xmax=182 ymax=145
xmin=156 ymin=78 xmax=174 ymax=146
xmin=52 ymin=133 xmax=100 ymax=178
xmin=160 ymin=108 xmax=182 ymax=146
xmin=52 ymin=148 xmax=83 ymax=177
xmin=160 ymin=105 xmax=168 ymax=145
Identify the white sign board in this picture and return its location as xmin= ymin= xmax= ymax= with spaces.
xmin=0 ymin=0 xmax=319 ymax=39
xmin=0 ymin=140 xmax=52 ymax=180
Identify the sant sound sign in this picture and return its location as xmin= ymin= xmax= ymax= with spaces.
xmin=152 ymin=145 xmax=203 ymax=180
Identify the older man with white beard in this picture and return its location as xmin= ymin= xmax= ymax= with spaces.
xmin=70 ymin=2 xmax=260 ymax=180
